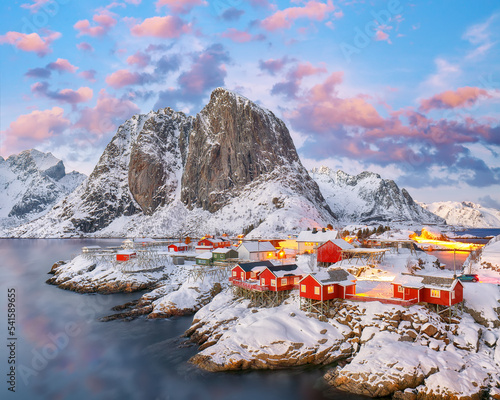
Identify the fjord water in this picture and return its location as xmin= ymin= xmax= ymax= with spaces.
xmin=0 ymin=239 xmax=368 ymax=400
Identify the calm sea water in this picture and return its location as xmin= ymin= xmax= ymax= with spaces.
xmin=0 ymin=239 xmax=370 ymax=400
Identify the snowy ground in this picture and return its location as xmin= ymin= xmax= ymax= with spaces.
xmin=465 ymin=234 xmax=500 ymax=284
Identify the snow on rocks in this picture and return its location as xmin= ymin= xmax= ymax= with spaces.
xmin=187 ymin=291 xmax=352 ymax=371
xmin=46 ymin=254 xmax=169 ymax=294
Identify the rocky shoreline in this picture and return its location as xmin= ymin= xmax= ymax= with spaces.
xmin=46 ymin=254 xmax=500 ymax=399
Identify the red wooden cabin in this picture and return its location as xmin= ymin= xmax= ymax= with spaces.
xmin=317 ymin=240 xmax=354 ymax=265
xmin=168 ymin=243 xmax=188 ymax=252
xmin=392 ymin=274 xmax=464 ymax=306
xmin=116 ymin=250 xmax=137 ymax=261
xmin=230 ymin=261 xmax=274 ymax=282
xmin=299 ymin=269 xmax=356 ymax=300
xmin=258 ymin=265 xmax=304 ymax=292
xmin=197 ymin=238 xmax=231 ymax=249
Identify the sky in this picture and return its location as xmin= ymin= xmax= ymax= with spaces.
xmin=0 ymin=0 xmax=499 ymax=207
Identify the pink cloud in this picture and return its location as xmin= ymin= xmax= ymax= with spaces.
xmin=105 ymin=69 xmax=142 ymax=88
xmin=261 ymin=0 xmax=335 ymax=31
xmin=420 ymin=86 xmax=493 ymax=111
xmin=131 ymin=16 xmax=191 ymax=38
xmin=0 ymin=31 xmax=61 ymax=57
xmin=291 ymin=62 xmax=327 ymax=80
xmin=259 ymin=56 xmax=293 ymax=74
xmin=31 ymin=82 xmax=93 ymax=104
xmin=287 ymin=72 xmax=384 ymax=132
xmin=271 ymin=61 xmax=328 ymax=99
xmin=1 ymin=107 xmax=70 ymax=154
xmin=79 ymin=70 xmax=97 ymax=82
xmin=74 ymin=11 xmax=117 ymax=37
xmin=75 ymin=89 xmax=139 ymax=135
xmin=76 ymin=42 xmax=94 ymax=52
xmin=47 ymin=58 xmax=78 ymax=73
xmin=20 ymin=0 xmax=51 ymax=13
xmin=126 ymin=51 xmax=151 ymax=67
xmin=155 ymin=0 xmax=206 ymax=14
xmin=221 ymin=28 xmax=265 ymax=43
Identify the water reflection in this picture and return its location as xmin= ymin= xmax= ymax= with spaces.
xmin=0 ymin=239 xmax=370 ymax=400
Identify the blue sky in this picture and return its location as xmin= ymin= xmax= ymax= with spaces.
xmin=1 ymin=0 xmax=499 ymax=207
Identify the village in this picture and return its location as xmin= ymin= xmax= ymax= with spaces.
xmin=76 ymin=226 xmax=485 ymax=320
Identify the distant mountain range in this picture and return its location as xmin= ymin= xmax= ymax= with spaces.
xmin=420 ymin=201 xmax=500 ymax=229
xmin=310 ymin=166 xmax=444 ymax=225
xmin=0 ymin=149 xmax=86 ymax=235
xmin=2 ymin=89 xmax=498 ymax=237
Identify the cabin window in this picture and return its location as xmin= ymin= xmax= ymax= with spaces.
xmin=314 ymin=286 xmax=320 ymax=295
xmin=294 ymin=277 xmax=299 ymax=284
xmin=431 ymin=289 xmax=440 ymax=298
xmin=327 ymin=286 xmax=334 ymax=294
xmin=271 ymin=279 xmax=276 ymax=286
xmin=262 ymin=278 xmax=266 ymax=285
xmin=301 ymin=284 xmax=306 ymax=292
xmin=315 ymin=242 xmax=318 ymax=246
xmin=232 ymin=271 xmax=236 ymax=277
xmin=398 ymin=286 xmax=403 ymax=293
xmin=281 ymin=278 xmax=287 ymax=286
xmin=451 ymin=291 xmax=455 ymax=300
xmin=251 ymin=272 xmax=256 ymax=279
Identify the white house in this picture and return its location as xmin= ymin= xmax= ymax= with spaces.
xmin=237 ymin=241 xmax=277 ymax=261
xmin=296 ymin=229 xmax=339 ymax=254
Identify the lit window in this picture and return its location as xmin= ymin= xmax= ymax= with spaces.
xmin=314 ymin=286 xmax=320 ymax=295
xmin=316 ymin=242 xmax=318 ymax=246
xmin=232 ymin=271 xmax=236 ymax=277
xmin=294 ymin=277 xmax=299 ymax=284
xmin=281 ymin=278 xmax=287 ymax=285
xmin=327 ymin=286 xmax=333 ymax=294
xmin=431 ymin=289 xmax=440 ymax=298
xmin=262 ymin=278 xmax=266 ymax=285
xmin=271 ymin=279 xmax=276 ymax=286
xmin=398 ymin=286 xmax=403 ymax=293
xmin=301 ymin=284 xmax=306 ymax=292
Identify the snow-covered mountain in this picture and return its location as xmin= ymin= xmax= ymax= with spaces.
xmin=13 ymin=88 xmax=335 ymax=238
xmin=421 ymin=201 xmax=500 ymax=228
xmin=311 ymin=166 xmax=445 ymax=225
xmin=0 ymin=149 xmax=86 ymax=234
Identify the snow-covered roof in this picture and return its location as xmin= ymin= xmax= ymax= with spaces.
xmin=117 ymin=250 xmax=136 ymax=255
xmin=297 ymin=230 xmax=339 ymax=243
xmin=393 ymin=273 xmax=459 ymax=291
xmin=303 ymin=268 xmax=356 ymax=285
xmin=238 ymin=241 xmax=276 ymax=253
xmin=212 ymin=246 xmax=237 ymax=254
xmin=265 ymin=264 xmax=304 ymax=278
xmin=196 ymin=251 xmax=213 ymax=260
xmin=169 ymin=242 xmax=187 ymax=247
xmin=319 ymin=239 xmax=354 ymax=250
xmin=235 ymin=260 xmax=274 ymax=272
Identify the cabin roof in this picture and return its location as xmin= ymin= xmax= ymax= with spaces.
xmin=235 ymin=260 xmax=274 ymax=272
xmin=237 ymin=242 xmax=276 ymax=253
xmin=212 ymin=246 xmax=238 ymax=254
xmin=297 ymin=230 xmax=339 ymax=243
xmin=264 ymin=264 xmax=303 ymax=277
xmin=196 ymin=251 xmax=213 ymax=260
xmin=394 ymin=273 xmax=459 ymax=291
xmin=318 ymin=239 xmax=354 ymax=250
xmin=301 ymin=268 xmax=356 ymax=285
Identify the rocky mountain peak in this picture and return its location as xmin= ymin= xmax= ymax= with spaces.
xmin=181 ymin=87 xmax=304 ymax=212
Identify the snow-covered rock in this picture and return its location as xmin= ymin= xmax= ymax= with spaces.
xmin=0 ymin=149 xmax=85 ymax=234
xmin=421 ymin=201 xmax=500 ymax=228
xmin=311 ymin=166 xmax=444 ymax=225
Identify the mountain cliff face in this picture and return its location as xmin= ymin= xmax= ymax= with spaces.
xmin=311 ymin=166 xmax=445 ymax=225
xmin=0 ymin=149 xmax=86 ymax=233
xmin=13 ymin=88 xmax=335 ymax=238
xmin=421 ymin=201 xmax=500 ymax=228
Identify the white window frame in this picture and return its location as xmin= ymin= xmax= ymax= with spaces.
xmin=398 ymin=286 xmax=403 ymax=293
xmin=300 ymin=284 xmax=306 ymax=292
xmin=281 ymin=278 xmax=287 ymax=286
xmin=271 ymin=279 xmax=276 ymax=287
xmin=327 ymin=286 xmax=334 ymax=294
xmin=431 ymin=289 xmax=440 ymax=298
xmin=314 ymin=286 xmax=320 ymax=295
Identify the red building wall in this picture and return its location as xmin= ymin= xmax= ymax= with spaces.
xmin=317 ymin=241 xmax=343 ymax=264
xmin=392 ymin=284 xmax=403 ymax=299
xmin=116 ymin=253 xmax=135 ymax=261
xmin=299 ymin=275 xmax=354 ymax=300
xmin=259 ymin=269 xmax=301 ymax=291
xmin=168 ymin=244 xmax=187 ymax=252
xmin=231 ymin=266 xmax=249 ymax=281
